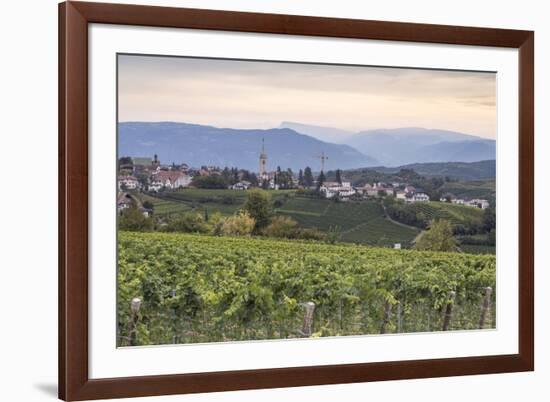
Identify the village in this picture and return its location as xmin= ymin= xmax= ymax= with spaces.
xmin=118 ymin=142 xmax=490 ymax=215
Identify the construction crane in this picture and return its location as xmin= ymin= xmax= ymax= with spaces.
xmin=315 ymin=151 xmax=329 ymax=172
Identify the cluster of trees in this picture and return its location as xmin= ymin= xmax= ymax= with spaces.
xmin=297 ymin=167 xmax=314 ymax=187
xmin=119 ymin=190 xmax=329 ymax=242
xmin=191 ymin=168 xmax=259 ymax=189
xmin=325 ymin=168 xmax=423 ymax=187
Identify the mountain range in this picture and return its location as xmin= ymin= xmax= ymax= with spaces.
xmin=119 ymin=122 xmax=496 ymax=171
xmin=118 ymin=122 xmax=378 ymax=172
xmin=282 ymin=124 xmax=495 ymax=167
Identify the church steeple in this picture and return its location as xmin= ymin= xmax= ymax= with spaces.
xmin=259 ymin=138 xmax=267 ymax=177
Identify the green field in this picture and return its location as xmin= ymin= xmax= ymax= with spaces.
xmin=118 ymin=231 xmax=496 ymax=346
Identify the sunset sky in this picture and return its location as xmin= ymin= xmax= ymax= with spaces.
xmin=118 ymin=54 xmax=497 ymax=139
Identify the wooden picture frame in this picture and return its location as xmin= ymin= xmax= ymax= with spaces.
xmin=59 ymin=1 xmax=534 ymax=400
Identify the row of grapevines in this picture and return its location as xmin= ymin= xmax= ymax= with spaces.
xmin=117 ymin=231 xmax=496 ymax=346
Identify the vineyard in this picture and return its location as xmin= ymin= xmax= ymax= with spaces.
xmin=136 ymin=190 xmax=420 ymax=247
xmin=438 ymin=179 xmax=496 ymax=204
xmin=401 ymin=201 xmax=484 ymax=226
xmin=118 ymin=231 xmax=496 ymax=346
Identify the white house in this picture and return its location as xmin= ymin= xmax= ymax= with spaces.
xmin=231 ymin=181 xmax=251 ymax=190
xmin=395 ymin=190 xmax=407 ymax=201
xmin=139 ymin=207 xmax=153 ymax=217
xmin=117 ymin=193 xmax=134 ymax=213
xmin=150 ymin=171 xmax=191 ymax=191
xmin=268 ymin=178 xmax=280 ymax=190
xmin=406 ymin=192 xmax=430 ymax=203
xmin=466 ymin=199 xmax=490 ymax=209
xmin=320 ymin=182 xmax=356 ymax=199
xmin=413 ymin=192 xmax=430 ymax=202
xmin=118 ymin=176 xmax=139 ymax=190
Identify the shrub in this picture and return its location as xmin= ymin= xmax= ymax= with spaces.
xmin=295 ymin=228 xmax=326 ymax=241
xmin=273 ymin=199 xmax=284 ymax=208
xmin=326 ymin=225 xmax=342 ymax=244
xmin=220 ymin=211 xmax=256 ymax=236
xmin=263 ymin=216 xmax=297 ymax=238
xmin=164 ymin=213 xmax=208 ymax=233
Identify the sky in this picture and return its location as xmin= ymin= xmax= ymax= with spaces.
xmin=118 ymin=54 xmax=497 ymax=139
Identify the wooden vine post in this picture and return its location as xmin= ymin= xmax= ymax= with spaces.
xmin=380 ymin=300 xmax=392 ymax=334
xmin=301 ymin=302 xmax=316 ymax=337
xmin=479 ymin=287 xmax=493 ymax=329
xmin=128 ymin=297 xmax=142 ymax=346
xmin=396 ymin=301 xmax=402 ymax=333
xmin=442 ymin=291 xmax=456 ymax=331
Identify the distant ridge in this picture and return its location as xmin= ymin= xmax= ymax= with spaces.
xmin=118 ymin=121 xmax=379 ymax=171
xmin=371 ymin=160 xmax=496 ymax=181
xmin=280 ymin=123 xmax=495 ymax=167
xmin=346 ymin=127 xmax=495 ymax=166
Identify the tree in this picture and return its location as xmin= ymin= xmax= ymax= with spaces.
xmin=414 ymin=219 xmax=458 ymax=252
xmin=303 ymin=167 xmax=314 ymax=187
xmin=335 ymin=169 xmax=342 ymax=184
xmin=221 ymin=167 xmax=231 ymax=183
xmin=298 ymin=169 xmax=304 ymax=186
xmin=317 ymin=171 xmax=326 ymax=188
xmin=119 ymin=206 xmax=153 ymax=232
xmin=243 ymin=190 xmax=273 ymax=231
xmin=191 ymin=175 xmax=227 ymax=189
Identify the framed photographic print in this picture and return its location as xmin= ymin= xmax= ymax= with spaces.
xmin=59 ymin=1 xmax=534 ymax=400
